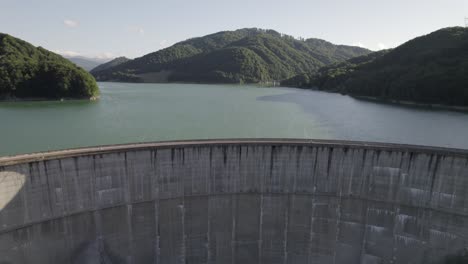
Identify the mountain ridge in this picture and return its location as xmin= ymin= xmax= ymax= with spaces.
xmin=92 ymin=28 xmax=370 ymax=83
xmin=282 ymin=27 xmax=468 ymax=106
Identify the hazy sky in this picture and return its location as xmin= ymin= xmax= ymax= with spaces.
xmin=1 ymin=0 xmax=467 ymax=59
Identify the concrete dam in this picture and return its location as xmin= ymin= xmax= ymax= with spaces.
xmin=0 ymin=139 xmax=467 ymax=264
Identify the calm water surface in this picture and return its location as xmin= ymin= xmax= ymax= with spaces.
xmin=1 ymin=82 xmax=468 ymax=156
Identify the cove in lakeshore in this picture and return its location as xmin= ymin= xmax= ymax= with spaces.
xmin=1 ymin=82 xmax=468 ymax=157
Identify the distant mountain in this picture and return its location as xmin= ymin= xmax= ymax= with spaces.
xmin=65 ymin=56 xmax=111 ymax=71
xmin=0 ymin=33 xmax=99 ymax=100
xmin=92 ymin=28 xmax=370 ymax=83
xmin=283 ymin=27 xmax=468 ymax=107
xmin=90 ymin=57 xmax=130 ymax=74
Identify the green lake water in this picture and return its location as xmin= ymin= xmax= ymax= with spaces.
xmin=1 ymin=82 xmax=468 ymax=156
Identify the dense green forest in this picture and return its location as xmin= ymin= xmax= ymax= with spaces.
xmin=283 ymin=27 xmax=468 ymax=106
xmin=0 ymin=33 xmax=99 ymax=100
xmin=281 ymin=50 xmax=389 ymax=88
xmin=90 ymin=56 xmax=130 ymax=74
xmin=92 ymin=28 xmax=370 ymax=83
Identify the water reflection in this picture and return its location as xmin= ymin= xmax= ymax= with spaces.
xmin=258 ymin=89 xmax=468 ymax=149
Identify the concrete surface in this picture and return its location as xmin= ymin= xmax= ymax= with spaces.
xmin=0 ymin=139 xmax=467 ymax=264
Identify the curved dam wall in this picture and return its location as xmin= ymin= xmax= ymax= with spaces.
xmin=0 ymin=139 xmax=468 ymax=264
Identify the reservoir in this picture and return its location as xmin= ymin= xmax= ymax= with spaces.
xmin=1 ymin=82 xmax=468 ymax=156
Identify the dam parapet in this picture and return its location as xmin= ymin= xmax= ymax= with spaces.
xmin=0 ymin=139 xmax=467 ymax=264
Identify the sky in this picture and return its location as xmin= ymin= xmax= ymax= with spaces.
xmin=1 ymin=0 xmax=467 ymax=59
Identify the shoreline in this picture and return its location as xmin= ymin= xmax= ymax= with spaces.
xmin=352 ymin=95 xmax=468 ymax=113
xmin=96 ymin=80 xmax=280 ymax=87
xmin=284 ymin=85 xmax=468 ymax=113
xmin=0 ymin=95 xmax=100 ymax=103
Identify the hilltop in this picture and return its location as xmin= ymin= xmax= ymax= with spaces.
xmin=283 ymin=27 xmax=468 ymax=107
xmin=0 ymin=33 xmax=99 ymax=100
xmin=92 ymin=28 xmax=370 ymax=83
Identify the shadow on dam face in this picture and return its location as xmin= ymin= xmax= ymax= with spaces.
xmin=0 ymin=139 xmax=468 ymax=264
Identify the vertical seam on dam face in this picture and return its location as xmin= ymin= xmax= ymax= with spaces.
xmin=0 ymin=140 xmax=468 ymax=264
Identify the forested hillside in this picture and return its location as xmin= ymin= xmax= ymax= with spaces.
xmin=0 ymin=33 xmax=99 ymax=100
xmin=283 ymin=27 xmax=468 ymax=106
xmin=92 ymin=28 xmax=370 ymax=83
